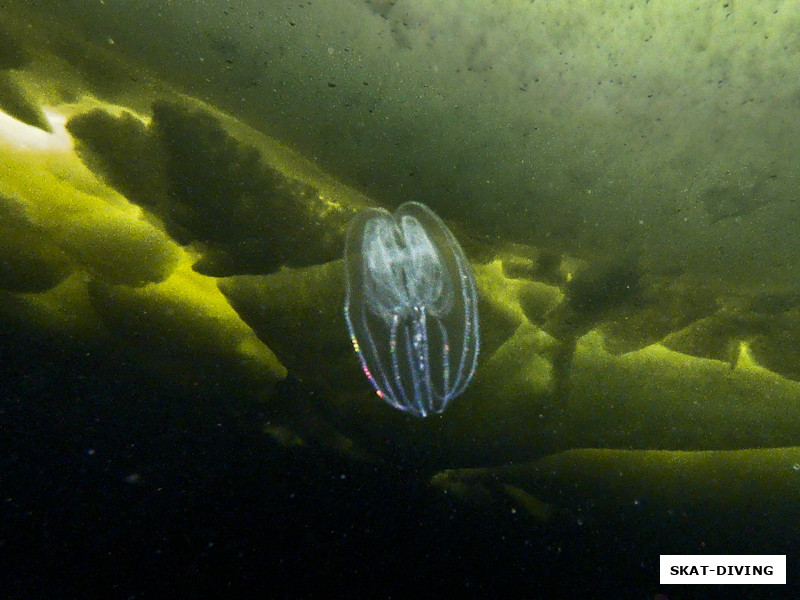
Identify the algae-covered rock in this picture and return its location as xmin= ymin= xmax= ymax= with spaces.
xmin=66 ymin=108 xmax=166 ymax=215
xmin=217 ymin=261 xmax=431 ymax=459
xmin=216 ymin=232 xmax=800 ymax=467
xmin=56 ymin=212 xmax=181 ymax=286
xmin=0 ymin=272 xmax=105 ymax=345
xmin=0 ymin=135 xmax=181 ymax=287
xmin=0 ymin=196 xmax=72 ymax=293
xmin=433 ymin=446 xmax=800 ymax=551
xmin=88 ymin=262 xmax=286 ymax=396
xmin=0 ymin=73 xmax=50 ymax=132
xmin=68 ymin=100 xmax=357 ymax=277
xmin=5 ymin=77 xmax=800 ymax=476
xmin=219 ymin=262 xmax=351 ymax=391
xmin=748 ymin=309 xmax=800 ymax=381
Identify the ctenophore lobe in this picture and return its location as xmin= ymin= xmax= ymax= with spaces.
xmin=344 ymin=202 xmax=479 ymax=417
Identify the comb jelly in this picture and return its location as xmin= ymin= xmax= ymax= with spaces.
xmin=344 ymin=202 xmax=479 ymax=417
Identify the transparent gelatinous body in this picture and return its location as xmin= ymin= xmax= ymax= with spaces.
xmin=344 ymin=202 xmax=479 ymax=417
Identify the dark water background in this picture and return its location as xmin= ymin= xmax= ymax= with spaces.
xmin=2 ymin=325 xmax=552 ymax=599
xmin=3 ymin=325 xmax=794 ymax=600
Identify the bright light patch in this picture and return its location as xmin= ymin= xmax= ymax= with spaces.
xmin=0 ymin=108 xmax=73 ymax=152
